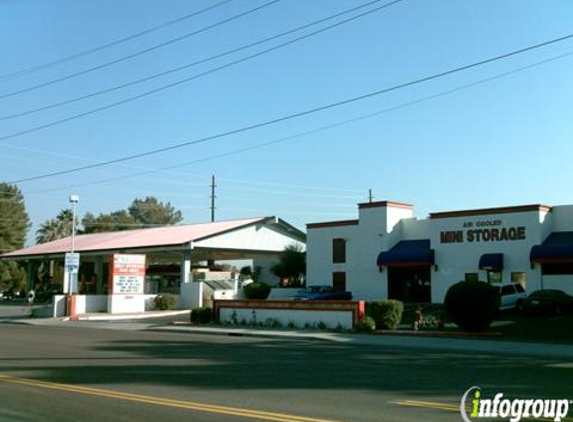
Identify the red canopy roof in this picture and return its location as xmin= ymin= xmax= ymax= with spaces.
xmin=2 ymin=217 xmax=269 ymax=258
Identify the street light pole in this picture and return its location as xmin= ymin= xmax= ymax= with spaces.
xmin=68 ymin=195 xmax=79 ymax=296
xmin=70 ymin=194 xmax=79 ymax=253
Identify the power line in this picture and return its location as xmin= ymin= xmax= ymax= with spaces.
xmin=0 ymin=0 xmax=236 ymax=82
xmin=4 ymin=47 xmax=573 ymax=203
xmin=8 ymin=32 xmax=573 ymax=185
xmin=13 ymin=47 xmax=573 ymax=199
xmin=0 ymin=0 xmax=404 ymax=143
xmin=0 ymin=0 xmax=284 ymax=100
xmin=0 ymin=0 xmax=391 ymax=122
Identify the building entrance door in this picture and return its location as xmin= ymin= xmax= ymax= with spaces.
xmin=388 ymin=266 xmax=431 ymax=302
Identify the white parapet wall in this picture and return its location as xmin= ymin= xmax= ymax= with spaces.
xmin=52 ymin=293 xmax=174 ymax=317
xmin=214 ymin=299 xmax=364 ymax=330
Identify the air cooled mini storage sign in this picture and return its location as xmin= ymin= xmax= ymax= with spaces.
xmin=440 ymin=219 xmax=527 ymax=244
xmin=111 ymin=254 xmax=146 ymax=294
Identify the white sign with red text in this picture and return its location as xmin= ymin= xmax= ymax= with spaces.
xmin=111 ymin=254 xmax=146 ymax=295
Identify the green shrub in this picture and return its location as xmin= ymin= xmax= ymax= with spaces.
xmin=153 ymin=293 xmax=177 ymax=311
xmin=366 ymin=300 xmax=404 ymax=330
xmin=190 ymin=307 xmax=212 ymax=324
xmin=444 ymin=281 xmax=500 ymax=332
xmin=355 ymin=316 xmax=376 ymax=333
xmin=243 ymin=282 xmax=271 ymax=299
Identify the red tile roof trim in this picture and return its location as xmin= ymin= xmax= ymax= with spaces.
xmin=307 ymin=219 xmax=359 ymax=229
xmin=358 ymin=201 xmax=413 ymax=210
xmin=430 ymin=204 xmax=552 ymax=219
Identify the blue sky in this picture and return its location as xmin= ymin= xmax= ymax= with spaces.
xmin=1 ymin=0 xmax=572 ymax=243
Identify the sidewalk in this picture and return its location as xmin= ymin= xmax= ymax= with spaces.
xmin=6 ymin=312 xmax=573 ymax=359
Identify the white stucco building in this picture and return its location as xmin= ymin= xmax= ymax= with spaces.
xmin=307 ymin=200 xmax=573 ymax=302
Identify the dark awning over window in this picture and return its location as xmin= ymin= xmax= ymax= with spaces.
xmin=530 ymin=232 xmax=573 ymax=263
xmin=377 ymin=240 xmax=434 ymax=267
xmin=479 ymin=253 xmax=503 ymax=271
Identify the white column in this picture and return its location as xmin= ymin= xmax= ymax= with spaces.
xmin=180 ymin=249 xmax=192 ymax=284
xmin=179 ymin=248 xmax=198 ymax=309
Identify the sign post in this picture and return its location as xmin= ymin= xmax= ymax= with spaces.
xmin=64 ymin=252 xmax=80 ymax=293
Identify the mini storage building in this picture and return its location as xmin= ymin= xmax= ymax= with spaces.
xmin=307 ymin=200 xmax=573 ymax=302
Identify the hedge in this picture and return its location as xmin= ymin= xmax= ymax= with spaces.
xmin=153 ymin=293 xmax=177 ymax=311
xmin=444 ymin=281 xmax=500 ymax=332
xmin=355 ymin=316 xmax=376 ymax=333
xmin=365 ymin=300 xmax=404 ymax=330
xmin=243 ymin=282 xmax=271 ymax=299
xmin=190 ymin=307 xmax=213 ymax=324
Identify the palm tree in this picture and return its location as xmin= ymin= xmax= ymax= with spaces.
xmin=271 ymin=244 xmax=306 ymax=287
xmin=36 ymin=210 xmax=75 ymax=244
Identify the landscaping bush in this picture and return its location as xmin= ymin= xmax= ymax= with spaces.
xmin=153 ymin=293 xmax=177 ymax=310
xmin=366 ymin=300 xmax=404 ymax=330
xmin=243 ymin=282 xmax=271 ymax=299
xmin=190 ymin=307 xmax=213 ymax=324
xmin=355 ymin=316 xmax=376 ymax=333
xmin=444 ymin=281 xmax=500 ymax=332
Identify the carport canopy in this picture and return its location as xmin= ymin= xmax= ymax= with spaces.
xmin=1 ymin=216 xmax=306 ymax=264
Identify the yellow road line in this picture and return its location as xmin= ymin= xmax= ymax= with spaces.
xmin=394 ymin=399 xmax=573 ymax=422
xmin=0 ymin=374 xmax=347 ymax=422
xmin=394 ymin=400 xmax=460 ymax=412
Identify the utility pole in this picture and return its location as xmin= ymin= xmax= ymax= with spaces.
xmin=368 ymin=189 xmax=373 ymax=203
xmin=210 ymin=175 xmax=217 ymax=222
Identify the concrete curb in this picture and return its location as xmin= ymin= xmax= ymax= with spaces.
xmin=148 ymin=325 xmax=351 ymax=342
xmin=71 ymin=310 xmax=190 ymax=321
xmin=149 ymin=324 xmax=573 ymax=358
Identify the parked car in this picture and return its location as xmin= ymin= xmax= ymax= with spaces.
xmin=524 ymin=289 xmax=573 ymax=315
xmin=294 ymin=285 xmax=352 ymax=301
xmin=35 ymin=284 xmax=64 ymax=303
xmin=0 ymin=290 xmax=15 ymax=301
xmin=497 ymin=283 xmax=527 ymax=311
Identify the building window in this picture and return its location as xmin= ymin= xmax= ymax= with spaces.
xmin=511 ymin=272 xmax=526 ymax=289
xmin=487 ymin=271 xmax=502 ymax=284
xmin=465 ymin=273 xmax=479 ymax=282
xmin=332 ymin=238 xmax=346 ymax=263
xmin=332 ymin=272 xmax=346 ymax=292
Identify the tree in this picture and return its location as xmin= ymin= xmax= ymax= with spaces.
xmin=81 ymin=210 xmax=137 ymax=234
xmin=0 ymin=183 xmax=30 ymax=290
xmin=128 ymin=197 xmax=183 ymax=227
xmin=270 ymin=244 xmax=306 ymax=287
xmin=36 ymin=209 xmax=75 ymax=243
xmin=81 ymin=197 xmax=183 ymax=234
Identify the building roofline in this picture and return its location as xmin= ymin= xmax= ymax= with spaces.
xmin=429 ymin=204 xmax=552 ymax=219
xmin=358 ymin=201 xmax=413 ymax=210
xmin=307 ymin=219 xmax=359 ymax=229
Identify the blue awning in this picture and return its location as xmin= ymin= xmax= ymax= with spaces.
xmin=377 ymin=240 xmax=434 ymax=267
xmin=479 ymin=253 xmax=503 ymax=271
xmin=530 ymin=232 xmax=573 ymax=263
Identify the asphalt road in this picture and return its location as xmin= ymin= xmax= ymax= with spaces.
xmin=0 ymin=323 xmax=572 ymax=422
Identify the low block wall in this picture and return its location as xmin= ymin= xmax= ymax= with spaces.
xmin=213 ymin=299 xmax=365 ymax=330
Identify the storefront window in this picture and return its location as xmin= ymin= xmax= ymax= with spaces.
xmin=511 ymin=272 xmax=526 ymax=289
xmin=487 ymin=271 xmax=502 ymax=284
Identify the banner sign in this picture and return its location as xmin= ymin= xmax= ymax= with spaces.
xmin=111 ymin=254 xmax=146 ymax=294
